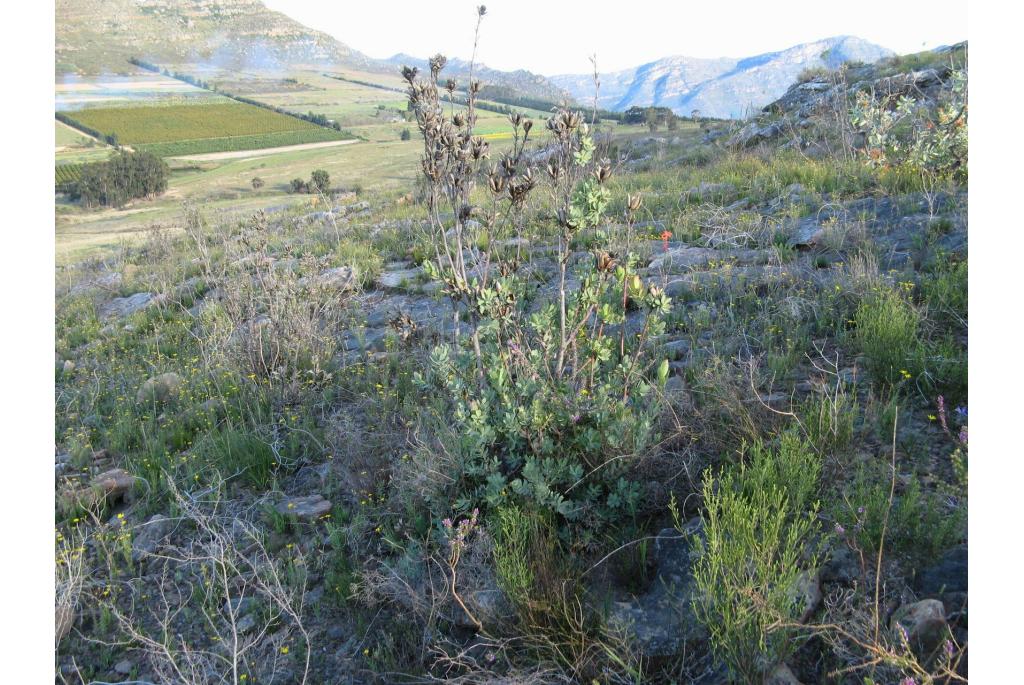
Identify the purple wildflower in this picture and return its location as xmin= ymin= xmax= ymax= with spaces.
xmin=834 ymin=523 xmax=845 ymax=535
xmin=958 ymin=427 xmax=968 ymax=445
xmin=955 ymin=406 xmax=967 ymax=419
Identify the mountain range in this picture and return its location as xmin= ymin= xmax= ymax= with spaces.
xmin=57 ymin=1 xmax=895 ymax=119
xmin=551 ymin=36 xmax=895 ymax=119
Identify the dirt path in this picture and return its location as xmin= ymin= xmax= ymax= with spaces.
xmin=168 ymin=138 xmax=360 ymax=162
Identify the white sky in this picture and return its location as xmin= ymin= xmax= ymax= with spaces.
xmin=264 ymin=0 xmax=968 ymax=75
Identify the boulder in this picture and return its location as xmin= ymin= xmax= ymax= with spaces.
xmin=767 ymin=663 xmax=804 ymax=685
xmin=99 ymin=292 xmax=157 ymax=319
xmin=91 ymin=469 xmax=136 ymax=500
xmin=136 ymin=372 xmax=183 ymax=405
xmin=132 ymin=514 xmax=175 ymax=561
xmin=790 ymin=570 xmax=822 ymax=622
xmin=728 ymin=121 xmax=783 ymax=148
xmin=914 ymin=545 xmax=967 ymax=595
xmin=891 ymin=599 xmax=948 ymax=656
xmin=276 ymin=494 xmax=332 ymax=521
xmin=608 ymin=521 xmax=707 ymax=656
xmin=376 ymin=267 xmax=422 ymax=290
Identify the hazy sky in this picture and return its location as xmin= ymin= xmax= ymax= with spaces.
xmin=264 ymin=0 xmax=968 ymax=75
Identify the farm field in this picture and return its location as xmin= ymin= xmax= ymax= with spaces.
xmin=56 ymin=120 xmax=113 ymax=168
xmin=59 ymin=101 xmax=353 ymax=156
xmin=53 ymin=67 xmax=661 ymax=264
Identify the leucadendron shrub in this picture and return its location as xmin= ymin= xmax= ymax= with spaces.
xmin=405 ymin=51 xmax=671 ymax=548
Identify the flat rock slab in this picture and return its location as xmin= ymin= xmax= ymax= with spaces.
xmin=608 ymin=522 xmax=706 ymax=657
xmin=99 ymin=292 xmax=159 ymax=319
xmin=300 ymin=266 xmax=358 ymax=291
xmin=647 ymin=246 xmax=768 ymax=273
xmin=376 ymin=267 xmax=423 ymax=290
xmin=276 ymin=494 xmax=332 ymax=521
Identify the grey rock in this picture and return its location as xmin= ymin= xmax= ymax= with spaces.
xmin=376 ymin=268 xmax=422 ymax=290
xmin=236 ymin=613 xmax=258 ymax=634
xmin=915 ymin=545 xmax=967 ymax=595
xmin=276 ymin=494 xmax=332 ymax=521
xmin=608 ymin=521 xmax=706 ymax=657
xmin=132 ymin=514 xmax=174 ymax=561
xmin=99 ymin=292 xmax=156 ymax=319
xmin=891 ymin=599 xmax=948 ymax=655
xmin=790 ymin=570 xmax=822 ymax=622
xmin=114 ymin=660 xmax=133 ymax=676
xmin=136 ymin=372 xmax=183 ymax=405
xmin=767 ymin=663 xmax=804 ymax=685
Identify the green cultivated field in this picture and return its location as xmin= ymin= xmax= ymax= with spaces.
xmin=61 ymin=101 xmax=351 ymax=155
xmin=55 ymin=164 xmax=82 ymax=185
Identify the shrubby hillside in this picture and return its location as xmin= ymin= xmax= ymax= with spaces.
xmin=55 ymin=26 xmax=967 ymax=684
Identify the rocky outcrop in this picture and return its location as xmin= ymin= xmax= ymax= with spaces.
xmin=608 ymin=521 xmax=706 ymax=657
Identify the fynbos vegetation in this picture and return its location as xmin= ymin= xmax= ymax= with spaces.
xmin=54 ymin=7 xmax=967 ymax=684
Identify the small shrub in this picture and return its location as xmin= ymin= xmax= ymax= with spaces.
xmin=251 ymin=177 xmax=265 ymax=190
xmin=309 ymin=169 xmax=330 ymax=194
xmin=694 ymin=431 xmax=822 ymax=682
xmin=492 ymin=505 xmax=537 ymax=608
xmin=799 ymin=380 xmax=859 ymax=455
xmin=855 ymin=287 xmax=921 ymax=389
xmin=833 ymin=464 xmax=965 ymax=565
xmin=920 ymin=254 xmax=967 ymax=327
xmin=205 ymin=427 xmax=276 ymax=489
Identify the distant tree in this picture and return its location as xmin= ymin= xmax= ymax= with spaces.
xmin=690 ymin=109 xmax=701 ymax=122
xmin=251 ymin=177 xmax=265 ymax=190
xmin=400 ymin=128 xmax=412 ymax=141
xmin=75 ymin=150 xmax=167 ymax=208
xmin=105 ymin=132 xmax=119 ymax=148
xmin=667 ymin=116 xmax=678 ymax=131
xmin=309 ymin=169 xmax=330 ymax=194
xmin=623 ymin=106 xmax=646 ymax=124
xmin=289 ymin=178 xmax=307 ymax=194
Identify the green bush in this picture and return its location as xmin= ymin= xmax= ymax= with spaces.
xmin=310 ymin=169 xmax=330 ymax=194
xmin=920 ymin=255 xmax=967 ymax=327
xmin=492 ymin=505 xmax=537 ymax=608
xmin=694 ymin=432 xmax=822 ymax=682
xmin=855 ymin=287 xmax=922 ymax=389
xmin=798 ymin=381 xmax=859 ymax=455
xmin=832 ymin=464 xmax=965 ymax=565
xmin=406 ymin=60 xmax=671 ymax=547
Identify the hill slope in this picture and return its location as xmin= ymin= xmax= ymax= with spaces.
xmin=551 ymin=36 xmax=894 ymax=119
xmin=384 ymin=54 xmax=573 ymax=106
xmin=56 ymin=0 xmax=375 ymax=75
